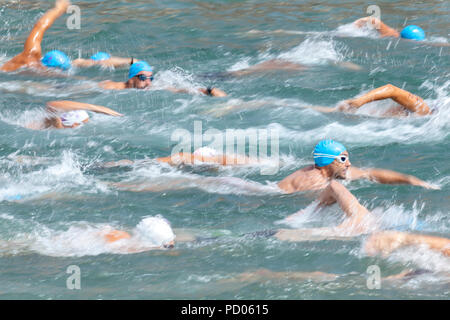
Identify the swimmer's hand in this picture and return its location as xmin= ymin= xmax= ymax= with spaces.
xmin=354 ymin=17 xmax=381 ymax=28
xmin=55 ymin=0 xmax=71 ymax=11
xmin=409 ymin=178 xmax=440 ymax=190
xmin=200 ymin=87 xmax=228 ymax=97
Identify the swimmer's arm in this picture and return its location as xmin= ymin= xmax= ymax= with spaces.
xmin=339 ymin=84 xmax=431 ymax=115
xmin=99 ymin=159 xmax=135 ymax=168
xmin=347 ymin=167 xmax=439 ymax=189
xmin=73 ymin=57 xmax=137 ymax=68
xmin=365 ymin=231 xmax=450 ymax=257
xmin=354 ymin=17 xmax=400 ymax=37
xmin=46 ymin=100 xmax=124 ymax=116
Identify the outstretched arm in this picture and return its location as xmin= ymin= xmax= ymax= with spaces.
xmin=354 ymin=17 xmax=400 ymax=38
xmin=347 ymin=166 xmax=438 ymax=189
xmin=73 ymin=57 xmax=137 ymax=68
xmin=365 ymin=231 xmax=450 ymax=257
xmin=339 ymin=84 xmax=431 ymax=115
xmin=46 ymin=100 xmax=123 ymax=116
xmin=1 ymin=0 xmax=70 ymax=72
xmin=165 ymin=87 xmax=227 ymax=97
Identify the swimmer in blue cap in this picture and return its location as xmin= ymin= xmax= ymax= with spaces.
xmin=25 ymin=100 xmax=123 ymax=130
xmin=99 ymin=61 xmax=227 ymax=96
xmin=277 ymin=139 xmax=437 ymax=193
xmin=1 ymin=0 xmax=71 ymax=72
xmin=354 ymin=16 xmax=426 ymax=41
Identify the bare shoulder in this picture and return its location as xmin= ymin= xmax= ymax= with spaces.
xmin=99 ymin=80 xmax=125 ymax=90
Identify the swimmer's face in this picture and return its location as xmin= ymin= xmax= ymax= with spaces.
xmin=329 ymin=151 xmax=351 ymax=179
xmin=131 ymin=71 xmax=153 ymax=89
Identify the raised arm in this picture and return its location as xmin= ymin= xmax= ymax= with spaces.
xmin=354 ymin=17 xmax=400 ymax=38
xmin=339 ymin=84 xmax=431 ymax=115
xmin=1 ymin=0 xmax=70 ymax=72
xmin=46 ymin=100 xmax=123 ymax=116
xmin=347 ymin=166 xmax=438 ymax=189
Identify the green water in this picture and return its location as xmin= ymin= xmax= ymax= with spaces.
xmin=0 ymin=0 xmax=449 ymax=299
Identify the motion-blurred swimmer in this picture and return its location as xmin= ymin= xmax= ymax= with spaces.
xmin=354 ymin=17 xmax=426 ymax=41
xmin=101 ymin=147 xmax=260 ymax=169
xmin=99 ymin=61 xmax=227 ymax=97
xmin=364 ymin=231 xmax=450 ymax=257
xmin=26 ymin=100 xmax=123 ymax=130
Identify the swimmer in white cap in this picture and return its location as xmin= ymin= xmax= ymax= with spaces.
xmin=101 ymin=146 xmax=260 ymax=169
xmin=27 ymin=100 xmax=123 ymax=130
xmin=101 ymin=216 xmax=176 ymax=251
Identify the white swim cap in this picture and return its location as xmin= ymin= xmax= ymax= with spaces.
xmin=193 ymin=147 xmax=219 ymax=158
xmin=60 ymin=110 xmax=89 ymax=127
xmin=136 ymin=216 xmax=175 ymax=247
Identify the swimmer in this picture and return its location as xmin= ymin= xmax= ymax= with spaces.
xmin=205 ymin=58 xmax=361 ymax=79
xmin=99 ymin=61 xmax=227 ymax=97
xmin=99 ymin=147 xmax=261 ymax=172
xmin=277 ymin=139 xmax=437 ymax=194
xmin=364 ymin=231 xmax=450 ymax=258
xmin=0 ymin=0 xmax=71 ymax=73
xmin=0 ymin=1 xmax=140 ymax=73
xmin=310 ymin=84 xmax=433 ymax=117
xmin=100 ymin=217 xmax=176 ymax=253
xmin=354 ymin=16 xmax=425 ymax=40
xmin=26 ymin=100 xmax=123 ymax=130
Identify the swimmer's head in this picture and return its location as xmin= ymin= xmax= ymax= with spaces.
xmin=90 ymin=52 xmax=111 ymax=61
xmin=400 ymin=25 xmax=426 ymax=41
xmin=136 ymin=216 xmax=175 ymax=248
xmin=127 ymin=61 xmax=154 ymax=89
xmin=314 ymin=139 xmax=350 ymax=179
xmin=41 ymin=50 xmax=71 ymax=70
xmin=60 ymin=110 xmax=89 ymax=128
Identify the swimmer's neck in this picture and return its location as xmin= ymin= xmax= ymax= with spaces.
xmin=316 ymin=165 xmax=334 ymax=180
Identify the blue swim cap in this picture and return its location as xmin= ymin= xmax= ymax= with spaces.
xmin=41 ymin=50 xmax=71 ymax=70
xmin=5 ymin=194 xmax=22 ymax=201
xmin=90 ymin=52 xmax=111 ymax=61
xmin=313 ymin=140 xmax=347 ymax=167
xmin=400 ymin=25 xmax=426 ymax=41
xmin=128 ymin=61 xmax=153 ymax=79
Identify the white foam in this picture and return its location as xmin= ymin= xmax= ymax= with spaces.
xmin=277 ymin=38 xmax=344 ymax=65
